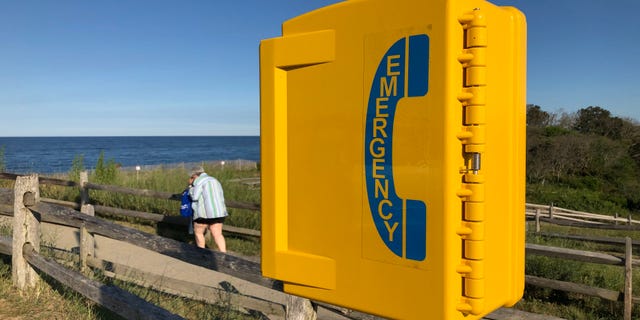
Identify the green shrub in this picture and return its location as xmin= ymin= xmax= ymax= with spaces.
xmin=526 ymin=183 xmax=629 ymax=216
xmin=69 ymin=154 xmax=85 ymax=182
xmin=93 ymin=151 xmax=119 ymax=184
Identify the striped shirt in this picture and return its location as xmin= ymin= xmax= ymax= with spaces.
xmin=189 ymin=173 xmax=228 ymax=219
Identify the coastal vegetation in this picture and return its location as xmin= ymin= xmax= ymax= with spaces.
xmin=526 ymin=105 xmax=640 ymax=217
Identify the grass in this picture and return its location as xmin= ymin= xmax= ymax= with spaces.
xmin=0 ymin=259 xmax=109 ymax=320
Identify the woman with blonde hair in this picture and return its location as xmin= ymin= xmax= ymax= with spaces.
xmin=188 ymin=166 xmax=227 ymax=252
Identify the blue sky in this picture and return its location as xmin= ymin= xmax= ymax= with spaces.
xmin=1 ymin=0 xmax=638 ymax=136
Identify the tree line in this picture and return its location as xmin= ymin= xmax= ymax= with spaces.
xmin=526 ymin=105 xmax=640 ymax=215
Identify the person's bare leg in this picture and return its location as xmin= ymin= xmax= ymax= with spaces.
xmin=194 ymin=222 xmax=208 ymax=248
xmin=209 ymin=222 xmax=226 ymax=252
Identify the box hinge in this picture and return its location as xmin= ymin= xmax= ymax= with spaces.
xmin=456 ymin=8 xmax=487 ymax=316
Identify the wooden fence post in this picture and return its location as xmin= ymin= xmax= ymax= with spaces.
xmin=286 ymin=295 xmax=317 ymax=320
xmin=80 ymin=171 xmax=90 ymax=207
xmin=535 ymin=209 xmax=541 ymax=233
xmin=79 ymin=170 xmax=95 ymax=273
xmin=79 ymin=219 xmax=95 ymax=272
xmin=548 ymin=203 xmax=554 ymax=220
xmin=624 ymin=236 xmax=633 ymax=320
xmin=12 ymin=174 xmax=41 ymax=290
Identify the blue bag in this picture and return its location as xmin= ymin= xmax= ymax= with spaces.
xmin=180 ymin=189 xmax=193 ymax=217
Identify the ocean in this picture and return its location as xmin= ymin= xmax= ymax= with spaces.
xmin=0 ymin=136 xmax=260 ymax=174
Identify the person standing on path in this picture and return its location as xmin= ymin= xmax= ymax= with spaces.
xmin=188 ymin=166 xmax=228 ymax=252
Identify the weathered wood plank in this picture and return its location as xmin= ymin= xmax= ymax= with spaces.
xmin=41 ymin=197 xmax=81 ymax=209
xmin=526 ymin=243 xmax=624 ymax=265
xmin=0 ymin=189 xmax=14 ymax=212
xmin=0 ymin=172 xmax=79 ymax=187
xmin=22 ymin=243 xmax=184 ymax=320
xmin=85 ymin=256 xmax=285 ymax=318
xmin=526 ymin=275 xmax=621 ymax=302
xmin=0 ymin=235 xmax=11 ymax=255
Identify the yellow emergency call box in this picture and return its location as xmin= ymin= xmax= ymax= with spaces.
xmin=260 ymin=0 xmax=526 ymax=319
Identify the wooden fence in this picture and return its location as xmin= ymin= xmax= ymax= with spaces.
xmin=526 ymin=203 xmax=640 ymax=231
xmin=524 ymin=203 xmax=639 ymax=319
xmin=0 ymin=171 xmax=638 ymax=319
xmin=2 ymin=175 xmax=183 ymax=320
xmin=0 ymin=173 xmax=362 ymax=320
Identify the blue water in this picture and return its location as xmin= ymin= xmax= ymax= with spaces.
xmin=0 ymin=136 xmax=260 ymax=174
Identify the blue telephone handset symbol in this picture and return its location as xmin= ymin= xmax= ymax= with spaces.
xmin=364 ymin=35 xmax=429 ymax=261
